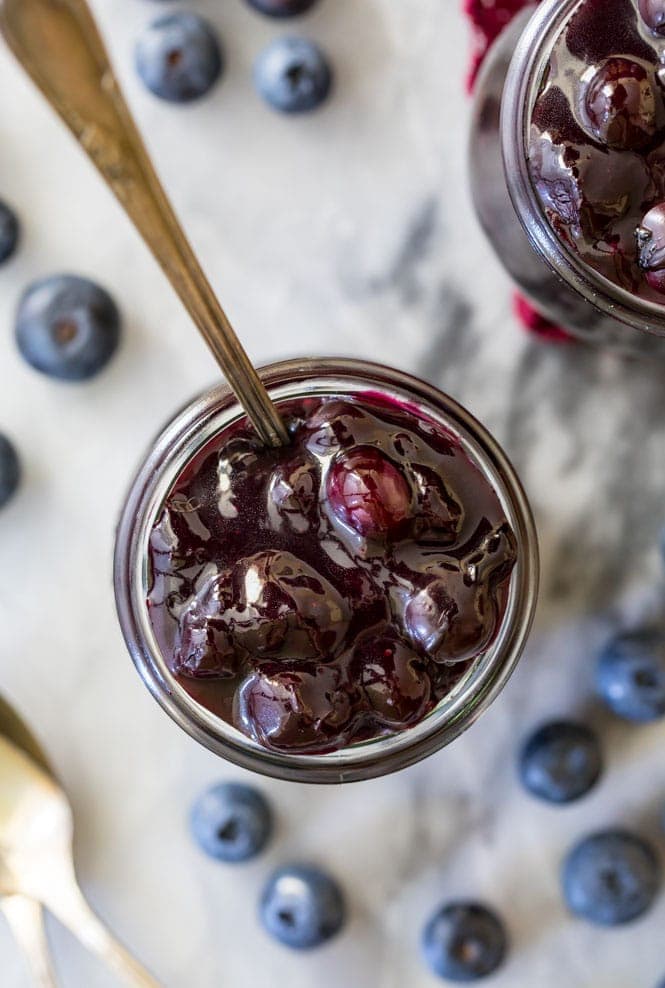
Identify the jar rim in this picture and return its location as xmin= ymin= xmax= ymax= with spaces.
xmin=501 ymin=0 xmax=665 ymax=338
xmin=113 ymin=359 xmax=539 ymax=784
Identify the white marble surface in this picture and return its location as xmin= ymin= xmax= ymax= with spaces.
xmin=2 ymin=1 xmax=665 ymax=985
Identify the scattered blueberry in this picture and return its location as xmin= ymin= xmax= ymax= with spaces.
xmin=135 ymin=13 xmax=223 ymax=103
xmin=0 ymin=200 xmax=19 ymax=264
xmin=254 ymin=37 xmax=332 ymax=114
xmin=422 ymin=902 xmax=508 ymax=982
xmin=563 ymin=830 xmax=661 ymax=926
xmin=0 ymin=435 xmax=20 ymax=510
xmin=15 ymin=275 xmax=120 ymax=382
xmin=190 ymin=782 xmax=272 ymax=863
xmin=519 ymin=720 xmax=602 ymax=804
xmin=260 ymin=865 xmax=346 ymax=949
xmin=597 ymin=630 xmax=665 ymax=722
xmin=247 ymin=0 xmax=319 ymax=17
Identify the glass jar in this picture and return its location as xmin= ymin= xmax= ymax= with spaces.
xmin=470 ymin=0 xmax=665 ymax=355
xmin=114 ymin=359 xmax=539 ymax=784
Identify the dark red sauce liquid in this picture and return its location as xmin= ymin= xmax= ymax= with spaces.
xmin=147 ymin=394 xmax=517 ymax=755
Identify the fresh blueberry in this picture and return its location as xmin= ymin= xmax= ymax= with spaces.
xmin=254 ymin=37 xmax=332 ymax=114
xmin=246 ymin=0 xmax=319 ymax=16
xmin=190 ymin=782 xmax=272 ymax=863
xmin=0 ymin=200 xmax=19 ymax=264
xmin=0 ymin=435 xmax=20 ymax=510
xmin=135 ymin=13 xmax=223 ymax=103
xmin=422 ymin=902 xmax=508 ymax=982
xmin=260 ymin=865 xmax=346 ymax=949
xmin=563 ymin=830 xmax=661 ymax=926
xmin=597 ymin=630 xmax=665 ymax=722
xmin=519 ymin=720 xmax=602 ymax=804
xmin=15 ymin=275 xmax=120 ymax=382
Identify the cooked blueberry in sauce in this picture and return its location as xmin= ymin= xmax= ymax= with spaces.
xmin=639 ymin=0 xmax=665 ymax=35
xmin=527 ymin=0 xmax=665 ymax=301
xmin=147 ymin=395 xmax=517 ymax=754
xmin=583 ymin=58 xmax=658 ymax=151
xmin=352 ymin=634 xmax=430 ymax=730
xmin=326 ymin=446 xmax=412 ymax=539
xmin=636 ymin=200 xmax=665 ymax=291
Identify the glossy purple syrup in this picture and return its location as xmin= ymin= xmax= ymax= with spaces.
xmin=527 ymin=0 xmax=665 ymax=300
xmin=146 ymin=394 xmax=517 ymax=755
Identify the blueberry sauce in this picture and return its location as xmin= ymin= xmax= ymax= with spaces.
xmin=528 ymin=0 xmax=665 ymax=301
xmin=146 ymin=395 xmax=517 ymax=755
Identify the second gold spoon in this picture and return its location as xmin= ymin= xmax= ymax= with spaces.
xmin=0 ymin=0 xmax=289 ymax=449
xmin=0 ymin=695 xmax=56 ymax=987
xmin=0 ymin=731 xmax=160 ymax=986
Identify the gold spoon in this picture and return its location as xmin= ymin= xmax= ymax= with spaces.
xmin=0 ymin=722 xmax=160 ymax=986
xmin=0 ymin=0 xmax=289 ymax=449
xmin=0 ymin=695 xmax=57 ymax=987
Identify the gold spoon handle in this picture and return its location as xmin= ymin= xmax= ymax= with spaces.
xmin=1 ymin=896 xmax=57 ymax=988
xmin=0 ymin=0 xmax=289 ymax=449
xmin=39 ymin=869 xmax=161 ymax=988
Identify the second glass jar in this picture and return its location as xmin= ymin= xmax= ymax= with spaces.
xmin=470 ymin=0 xmax=665 ymax=355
